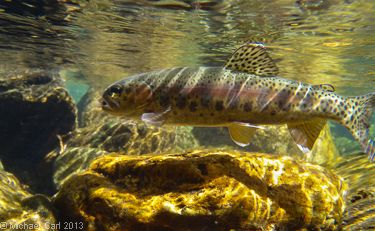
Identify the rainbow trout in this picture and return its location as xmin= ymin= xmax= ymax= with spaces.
xmin=101 ymin=44 xmax=375 ymax=161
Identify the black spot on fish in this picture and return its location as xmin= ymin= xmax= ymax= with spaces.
xmin=270 ymin=110 xmax=276 ymax=116
xmin=210 ymin=113 xmax=214 ymax=117
xmin=215 ymin=101 xmax=224 ymax=111
xmin=201 ymin=96 xmax=212 ymax=108
xmin=176 ymin=95 xmax=186 ymax=109
xmin=160 ymin=93 xmax=170 ymax=108
xmin=278 ymin=101 xmax=285 ymax=110
xmin=190 ymin=102 xmax=198 ymax=112
xmin=125 ymin=87 xmax=132 ymax=95
xmin=123 ymin=96 xmax=127 ymax=101
xmin=200 ymin=113 xmax=204 ymax=117
xmin=283 ymin=104 xmax=291 ymax=111
xmin=243 ymin=102 xmax=253 ymax=112
xmin=173 ymin=111 xmax=177 ymax=115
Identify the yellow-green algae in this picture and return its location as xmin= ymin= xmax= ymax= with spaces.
xmin=53 ymin=150 xmax=347 ymax=231
xmin=0 ymin=171 xmax=58 ymax=231
xmin=322 ymin=153 xmax=375 ymax=196
xmin=337 ymin=187 xmax=375 ymax=231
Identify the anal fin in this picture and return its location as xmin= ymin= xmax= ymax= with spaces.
xmin=228 ymin=122 xmax=264 ymax=147
xmin=287 ymin=119 xmax=327 ymax=153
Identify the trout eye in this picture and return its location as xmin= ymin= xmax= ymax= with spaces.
xmin=109 ymin=85 xmax=122 ymax=98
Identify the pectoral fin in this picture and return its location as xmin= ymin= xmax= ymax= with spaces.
xmin=141 ymin=106 xmax=171 ymax=127
xmin=287 ymin=119 xmax=327 ymax=153
xmin=228 ymin=122 xmax=263 ymax=147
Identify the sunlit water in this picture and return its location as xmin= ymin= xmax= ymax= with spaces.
xmin=1 ymin=0 xmax=375 ymax=154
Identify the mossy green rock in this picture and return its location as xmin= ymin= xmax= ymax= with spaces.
xmin=54 ymin=151 xmax=347 ymax=231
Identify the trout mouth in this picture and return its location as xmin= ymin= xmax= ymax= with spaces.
xmin=100 ymin=97 xmax=120 ymax=111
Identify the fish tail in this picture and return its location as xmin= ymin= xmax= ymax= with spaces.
xmin=341 ymin=92 xmax=375 ymax=162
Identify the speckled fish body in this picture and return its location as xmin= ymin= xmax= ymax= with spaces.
xmin=101 ymin=44 xmax=375 ymax=162
xmin=105 ymin=67 xmax=338 ymax=125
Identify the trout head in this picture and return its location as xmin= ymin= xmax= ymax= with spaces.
xmin=101 ymin=81 xmax=153 ymax=118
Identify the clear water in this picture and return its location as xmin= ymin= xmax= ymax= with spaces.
xmin=2 ymin=0 xmax=375 ymax=93
xmin=1 ymin=0 xmax=375 ymax=184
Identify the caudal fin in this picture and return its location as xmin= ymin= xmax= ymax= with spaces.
xmin=342 ymin=93 xmax=375 ymax=162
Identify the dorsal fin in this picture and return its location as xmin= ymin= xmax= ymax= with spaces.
xmin=311 ymin=84 xmax=335 ymax=92
xmin=224 ymin=43 xmax=279 ymax=77
xmin=287 ymin=119 xmax=327 ymax=153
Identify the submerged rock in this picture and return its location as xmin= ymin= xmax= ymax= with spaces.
xmin=52 ymin=120 xmax=199 ymax=190
xmin=53 ymin=88 xmax=199 ymax=190
xmin=337 ymin=188 xmax=375 ymax=231
xmin=54 ymin=150 xmax=347 ymax=231
xmin=0 ymin=170 xmax=57 ymax=231
xmin=322 ymin=153 xmax=375 ymax=196
xmin=0 ymin=68 xmax=77 ymax=194
xmin=192 ymin=124 xmax=339 ymax=164
xmin=304 ymin=124 xmax=340 ymax=164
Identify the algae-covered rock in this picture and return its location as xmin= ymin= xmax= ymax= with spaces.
xmin=0 ymin=171 xmax=32 ymax=212
xmin=337 ymin=188 xmax=375 ymax=231
xmin=53 ymin=147 xmax=108 ymax=190
xmin=52 ymin=120 xmax=199 ymax=190
xmin=0 ymin=170 xmax=57 ymax=231
xmin=0 ymin=67 xmax=77 ymax=194
xmin=54 ymin=150 xmax=347 ymax=231
xmin=53 ymin=88 xmax=199 ymax=190
xmin=322 ymin=153 xmax=375 ymax=196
